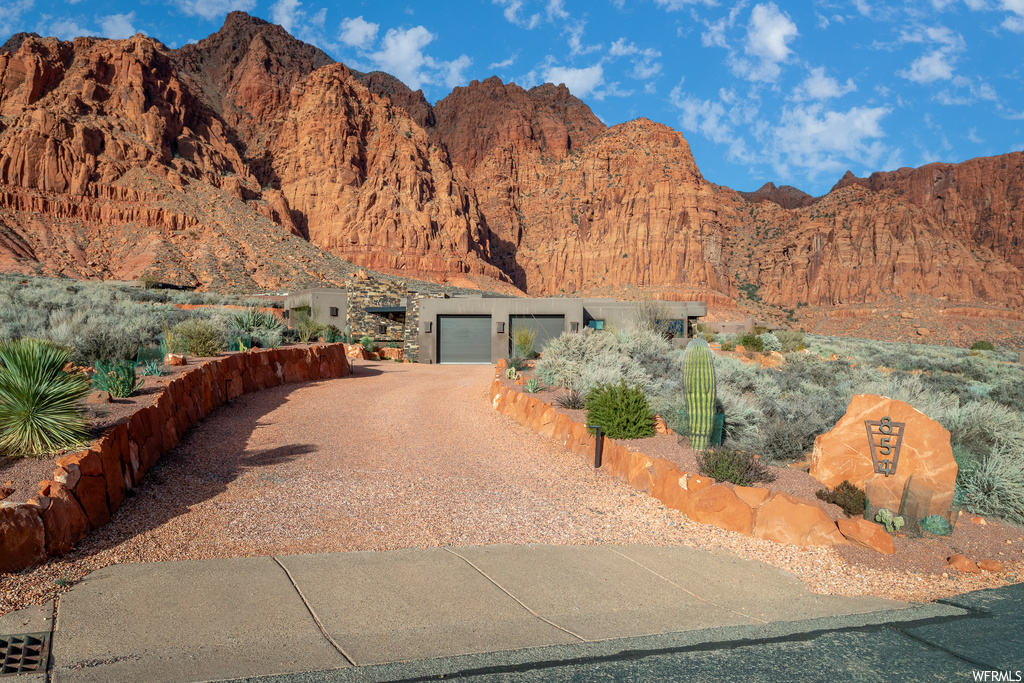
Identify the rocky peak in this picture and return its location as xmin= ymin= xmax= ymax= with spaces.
xmin=431 ymin=75 xmax=606 ymax=172
xmin=738 ymin=181 xmax=817 ymax=209
xmin=352 ymin=71 xmax=435 ymax=129
xmin=0 ymin=32 xmax=43 ymax=55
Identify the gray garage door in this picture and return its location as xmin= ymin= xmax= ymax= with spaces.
xmin=438 ymin=315 xmax=492 ymax=364
xmin=509 ymin=315 xmax=566 ymax=356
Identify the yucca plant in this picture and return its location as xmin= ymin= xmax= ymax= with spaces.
xmin=91 ymin=360 xmax=144 ymax=398
xmin=232 ymin=307 xmax=283 ymax=333
xmin=0 ymin=338 xmax=91 ymax=456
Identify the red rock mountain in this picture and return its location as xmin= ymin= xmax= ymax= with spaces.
xmin=0 ymin=13 xmax=1021 ymax=338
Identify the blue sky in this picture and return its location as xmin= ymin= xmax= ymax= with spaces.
xmin=2 ymin=1 xmax=1023 ymax=195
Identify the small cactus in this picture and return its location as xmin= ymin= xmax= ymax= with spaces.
xmin=683 ymin=338 xmax=717 ymax=451
xmin=874 ymin=508 xmax=905 ymax=534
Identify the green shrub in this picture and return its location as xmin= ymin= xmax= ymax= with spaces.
xmin=721 ymin=340 xmax=735 ymax=351
xmin=74 ymin=325 xmax=141 ymax=364
xmin=759 ymin=332 xmax=781 ymax=353
xmin=0 ymin=338 xmax=90 ymax=456
xmin=359 ymin=335 xmax=375 ymax=352
xmin=735 ymin=333 xmax=764 ymax=352
xmin=957 ymin=443 xmax=1024 ymax=524
xmin=171 ymin=319 xmax=225 ymax=357
xmin=970 ymin=340 xmax=995 ymax=351
xmin=585 ymin=380 xmax=655 ymax=440
xmin=815 ymin=480 xmax=866 ymax=517
xmin=696 ymin=447 xmax=776 ymax=486
xmin=91 ymin=361 xmax=144 ymax=398
xmin=775 ymin=329 xmax=805 ymax=353
xmin=293 ymin=310 xmax=322 ymax=343
xmin=513 ymin=325 xmax=537 ymax=357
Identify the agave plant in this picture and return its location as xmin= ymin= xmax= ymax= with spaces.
xmin=0 ymin=338 xmax=91 ymax=456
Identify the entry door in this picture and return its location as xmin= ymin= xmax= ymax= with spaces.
xmin=438 ymin=315 xmax=492 ymax=364
xmin=509 ymin=315 xmax=565 ymax=356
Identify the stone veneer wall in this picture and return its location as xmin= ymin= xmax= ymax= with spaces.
xmin=489 ymin=363 xmax=871 ymax=551
xmin=345 ymin=279 xmax=407 ymax=347
xmin=0 ymin=344 xmax=351 ymax=574
xmin=402 ymin=293 xmax=443 ymax=362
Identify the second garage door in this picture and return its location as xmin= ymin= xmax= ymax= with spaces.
xmin=438 ymin=315 xmax=492 ymax=364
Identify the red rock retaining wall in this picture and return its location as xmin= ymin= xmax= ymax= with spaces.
xmin=0 ymin=344 xmax=351 ymax=574
xmin=489 ymin=371 xmax=867 ymax=551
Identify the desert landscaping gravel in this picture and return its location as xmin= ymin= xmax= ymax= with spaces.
xmin=1 ymin=361 xmax=1020 ymax=616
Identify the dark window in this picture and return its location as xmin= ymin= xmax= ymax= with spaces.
xmin=378 ymin=323 xmax=387 ymax=334
xmin=330 ymin=307 xmax=339 ymax=317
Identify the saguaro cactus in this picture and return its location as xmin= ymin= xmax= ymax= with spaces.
xmin=683 ymin=337 xmax=717 ymax=451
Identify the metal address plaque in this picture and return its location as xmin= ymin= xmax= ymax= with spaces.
xmin=864 ymin=416 xmax=906 ymax=477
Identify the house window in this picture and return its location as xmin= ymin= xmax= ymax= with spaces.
xmin=587 ymin=320 xmax=605 ymax=330
xmin=330 ymin=307 xmax=339 ymax=317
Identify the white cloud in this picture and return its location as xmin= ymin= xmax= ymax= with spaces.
xmin=543 ymin=63 xmax=604 ymax=97
xmin=609 ymin=38 xmax=662 ymax=80
xmin=730 ymin=3 xmax=798 ymax=82
xmin=339 ymin=16 xmax=378 ymax=49
xmin=488 ymin=53 xmax=518 ymax=69
xmin=746 ymin=3 xmax=798 ymax=62
xmin=369 ymin=26 xmax=435 ymax=90
xmin=896 ymin=26 xmax=965 ymax=83
xmin=566 ymin=20 xmax=602 ymax=55
xmin=701 ymin=4 xmax=744 ymax=49
xmin=770 ymin=103 xmax=892 ymax=179
xmin=46 ymin=17 xmax=90 ymax=40
xmin=670 ymin=83 xmax=757 ymax=162
xmin=654 ymin=0 xmax=716 ymax=9
xmin=100 ymin=12 xmax=136 ymax=38
xmin=494 ymin=0 xmax=540 ymax=29
xmin=934 ymin=76 xmax=999 ymax=104
xmin=271 ymin=0 xmax=300 ymax=33
xmin=173 ymin=0 xmax=256 ymax=21
xmin=1 ymin=0 xmax=33 ymax=37
xmin=361 ymin=25 xmax=473 ymax=93
xmin=546 ymin=0 xmax=569 ymax=21
xmin=967 ymin=127 xmax=984 ymax=143
xmin=444 ymin=55 xmax=473 ymax=88
xmin=791 ymin=66 xmax=857 ymax=101
xmin=1001 ymin=0 xmax=1024 ymax=30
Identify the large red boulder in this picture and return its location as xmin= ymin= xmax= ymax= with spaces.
xmin=685 ymin=484 xmax=754 ymax=535
xmin=836 ymin=518 xmax=896 ymax=554
xmin=39 ymin=481 xmax=91 ymax=556
xmin=811 ymin=394 xmax=957 ymax=515
xmin=0 ymin=504 xmax=46 ymax=573
xmin=652 ymin=471 xmax=691 ymax=512
xmin=753 ymin=492 xmax=848 ymax=546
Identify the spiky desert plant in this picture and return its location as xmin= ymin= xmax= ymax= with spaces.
xmin=91 ymin=360 xmax=144 ymax=398
xmin=232 ymin=307 xmax=283 ymax=333
xmin=0 ymin=338 xmax=90 ymax=456
xmin=683 ymin=337 xmax=717 ymax=450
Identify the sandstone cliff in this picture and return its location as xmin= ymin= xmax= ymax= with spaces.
xmin=0 ymin=13 xmax=1021 ymax=323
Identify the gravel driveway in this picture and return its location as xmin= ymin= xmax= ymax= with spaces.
xmin=2 ymin=361 xmax=1016 ymax=615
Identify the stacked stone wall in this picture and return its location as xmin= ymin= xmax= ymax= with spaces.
xmin=0 ymin=344 xmax=351 ymax=574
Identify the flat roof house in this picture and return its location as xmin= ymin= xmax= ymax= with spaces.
xmin=285 ymin=279 xmax=707 ymax=364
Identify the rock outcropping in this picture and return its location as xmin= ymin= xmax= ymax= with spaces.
xmin=0 ymin=13 xmax=1021 ymax=316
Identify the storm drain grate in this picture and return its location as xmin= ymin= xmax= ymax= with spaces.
xmin=0 ymin=633 xmax=49 ymax=676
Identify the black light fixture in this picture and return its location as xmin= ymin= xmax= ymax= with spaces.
xmin=570 ymin=322 xmax=579 ymax=333
xmin=329 ymin=307 xmax=339 ymax=317
xmin=379 ymin=323 xmax=387 ymax=334
xmin=496 ymin=322 xmax=505 ymax=334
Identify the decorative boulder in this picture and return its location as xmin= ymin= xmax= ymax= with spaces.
xmin=837 ymin=518 xmax=896 ymax=554
xmin=810 ymin=395 xmax=957 ymax=516
xmin=685 ymin=484 xmax=753 ymax=535
xmin=753 ymin=492 xmax=848 ymax=546
xmin=0 ymin=504 xmax=46 ymax=573
xmin=947 ymin=554 xmax=980 ymax=573
xmin=978 ymin=559 xmax=1004 ymax=572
